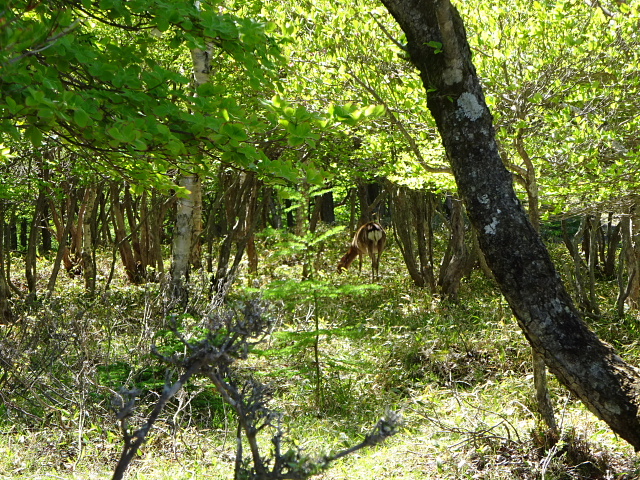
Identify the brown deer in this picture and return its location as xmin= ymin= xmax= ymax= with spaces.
xmin=337 ymin=221 xmax=387 ymax=281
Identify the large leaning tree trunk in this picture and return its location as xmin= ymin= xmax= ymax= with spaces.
xmin=380 ymin=0 xmax=640 ymax=449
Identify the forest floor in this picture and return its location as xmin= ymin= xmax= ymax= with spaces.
xmin=1 ymin=232 xmax=640 ymax=479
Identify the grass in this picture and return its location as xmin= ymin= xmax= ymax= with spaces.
xmin=1 ymin=230 xmax=640 ymax=479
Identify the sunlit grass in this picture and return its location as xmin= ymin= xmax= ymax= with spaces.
xmin=1 ymin=233 xmax=640 ymax=479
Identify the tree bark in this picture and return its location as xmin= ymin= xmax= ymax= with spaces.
xmin=381 ymin=0 xmax=640 ymax=449
xmin=110 ymin=183 xmax=144 ymax=284
xmin=438 ymin=196 xmax=474 ymax=299
xmin=48 ymin=181 xmax=77 ymax=273
xmin=389 ymin=184 xmax=429 ymax=289
xmin=46 ymin=191 xmax=78 ymax=294
xmin=81 ymin=186 xmax=97 ymax=294
xmin=123 ymin=188 xmax=145 ymax=270
xmin=602 ymin=214 xmax=621 ymax=280
xmin=167 ymin=40 xmax=211 ymax=302
xmin=212 ymin=172 xmax=261 ymax=295
xmin=26 ymin=190 xmax=47 ymax=301
xmin=0 ymin=201 xmax=13 ymax=323
xmin=170 ymin=174 xmax=199 ymax=300
xmin=625 ymin=204 xmax=640 ymax=309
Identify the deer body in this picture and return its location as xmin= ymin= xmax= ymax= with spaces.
xmin=337 ymin=221 xmax=387 ymax=280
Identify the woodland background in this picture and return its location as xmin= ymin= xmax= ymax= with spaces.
xmin=1 ymin=0 xmax=640 ymax=478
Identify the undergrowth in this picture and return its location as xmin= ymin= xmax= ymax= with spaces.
xmin=0 ymin=231 xmax=639 ymax=479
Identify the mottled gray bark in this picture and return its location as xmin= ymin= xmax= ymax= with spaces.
xmin=380 ymin=0 xmax=640 ymax=449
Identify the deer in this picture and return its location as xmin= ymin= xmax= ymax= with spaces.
xmin=337 ymin=221 xmax=387 ymax=281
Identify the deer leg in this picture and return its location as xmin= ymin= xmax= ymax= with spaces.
xmin=370 ymin=251 xmax=377 ymax=281
xmin=371 ymin=253 xmax=380 ymax=280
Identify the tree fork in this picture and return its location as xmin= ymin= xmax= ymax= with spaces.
xmin=380 ymin=0 xmax=640 ymax=449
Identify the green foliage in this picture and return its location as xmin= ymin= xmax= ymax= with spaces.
xmin=4 ymin=0 xmax=640 ymax=477
xmin=463 ymin=0 xmax=640 ymax=214
xmin=0 ymin=0 xmax=285 ymax=193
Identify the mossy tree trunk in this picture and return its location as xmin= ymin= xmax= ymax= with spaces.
xmin=381 ymin=0 xmax=640 ymax=449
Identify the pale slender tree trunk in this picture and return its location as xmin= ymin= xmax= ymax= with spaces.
xmin=381 ymin=0 xmax=640 ymax=449
xmin=170 ymin=174 xmax=199 ymax=300
xmin=167 ymin=42 xmax=211 ymax=302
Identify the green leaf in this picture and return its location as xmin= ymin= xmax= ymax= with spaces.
xmin=73 ymin=108 xmax=91 ymax=128
xmin=107 ymin=126 xmax=123 ymax=142
xmin=220 ymin=123 xmax=248 ymax=141
xmin=133 ymin=139 xmax=148 ymax=151
xmin=156 ymin=16 xmax=171 ymax=32
xmin=196 ymin=82 xmax=221 ymax=97
xmin=26 ymin=125 xmax=42 ymax=147
xmin=288 ymin=135 xmax=305 ymax=147
xmin=426 ymin=41 xmax=443 ymax=53
xmin=5 ymin=97 xmax=19 ymax=114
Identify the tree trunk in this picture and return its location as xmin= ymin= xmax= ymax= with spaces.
xmin=8 ymin=214 xmax=17 ymax=250
xmin=0 ymin=201 xmax=13 ymax=323
xmin=389 ymin=184 xmax=435 ymax=290
xmin=26 ymin=190 xmax=47 ymax=301
xmin=391 ymin=186 xmax=424 ymax=288
xmin=110 ymin=183 xmax=144 ymax=284
xmin=19 ymin=217 xmax=27 ymax=250
xmin=513 ymin=130 xmax=540 ymax=231
xmin=48 ymin=181 xmax=78 ymax=273
xmin=39 ymin=201 xmax=51 ymax=255
xmin=149 ymin=191 xmax=173 ymax=276
xmin=319 ymin=191 xmax=336 ymax=224
xmin=170 ymin=174 xmax=199 ymax=301
xmin=602 ymin=214 xmax=621 ymax=280
xmin=189 ymin=177 xmax=203 ymax=271
xmin=587 ymin=216 xmax=601 ymax=316
xmin=140 ymin=190 xmax=150 ymax=270
xmin=213 ymin=172 xmax=261 ymax=295
xmin=123 ymin=188 xmax=145 ymax=270
xmin=625 ymin=204 xmax=640 ymax=309
xmin=438 ymin=196 xmax=475 ymax=299
xmin=381 ymin=0 xmax=640 ymax=449
xmin=46 ymin=191 xmax=78 ymax=294
xmin=617 ymin=214 xmax=634 ymax=318
xmin=81 ymin=186 xmax=97 ymax=294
